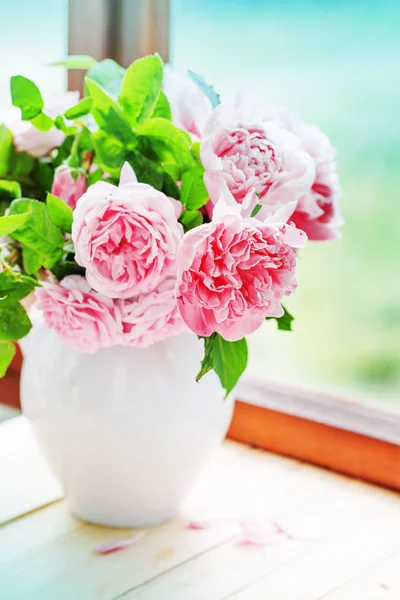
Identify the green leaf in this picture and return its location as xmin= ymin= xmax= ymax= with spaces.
xmin=0 ymin=341 xmax=16 ymax=378
xmin=0 ymin=212 xmax=31 ymax=237
xmin=54 ymin=115 xmax=78 ymax=136
xmin=119 ymin=54 xmax=163 ymax=124
xmin=92 ymin=131 xmax=126 ymax=171
xmin=86 ymin=59 xmax=125 ymax=97
xmin=85 ymin=77 xmax=119 ymax=117
xmin=137 ymin=118 xmax=192 ymax=171
xmin=213 ymin=335 xmax=248 ymax=397
xmin=51 ymin=55 xmax=97 ymax=69
xmin=21 ymin=247 xmax=43 ymax=273
xmin=153 ymin=90 xmax=172 ymax=120
xmin=188 ymin=71 xmax=220 ymax=109
xmin=85 ymin=79 xmax=134 ymax=145
xmin=51 ymin=136 xmax=73 ymax=168
xmin=100 ymin=106 xmax=136 ymax=146
xmin=179 ymin=209 xmax=203 ymax=231
xmin=0 ymin=303 xmax=31 ymax=341
xmin=87 ymin=167 xmax=103 ymax=186
xmin=47 ymin=193 xmax=73 ymax=233
xmin=192 ymin=141 xmax=201 ymax=161
xmin=0 ymin=180 xmax=21 ymax=201
xmin=78 ymin=127 xmax=94 ymax=152
xmin=0 ymin=125 xmax=13 ymax=177
xmin=197 ymin=333 xmax=248 ymax=398
xmin=180 ymin=165 xmax=208 ymax=209
xmin=30 ymin=112 xmax=54 ymax=132
xmin=251 ymin=203 xmax=262 ymax=218
xmin=266 ymin=305 xmax=294 ymax=331
xmin=196 ymin=335 xmax=216 ymax=381
xmin=8 ymin=199 xmax=65 ymax=273
xmin=179 ymin=128 xmax=192 ymax=145
xmin=9 ymin=149 xmax=34 ymax=177
xmin=50 ymin=261 xmax=85 ymax=281
xmin=64 ymin=97 xmax=93 ymax=120
xmin=0 ymin=269 xmax=36 ymax=305
xmin=0 ymin=182 xmax=20 ymax=216
xmin=10 ymin=75 xmax=44 ymax=120
xmin=162 ymin=172 xmax=180 ymax=200
xmin=128 ymin=153 xmax=164 ymax=191
xmin=162 ymin=161 xmax=180 ymax=181
xmin=54 ymin=115 xmax=78 ymax=135
xmin=31 ymin=160 xmax=54 ymax=192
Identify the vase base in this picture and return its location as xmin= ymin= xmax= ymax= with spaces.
xmin=71 ymin=506 xmax=178 ymax=529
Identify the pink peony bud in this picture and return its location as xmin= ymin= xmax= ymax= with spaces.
xmin=51 ymin=166 xmax=87 ymax=210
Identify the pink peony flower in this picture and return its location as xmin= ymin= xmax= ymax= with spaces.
xmin=0 ymin=91 xmax=79 ymax=158
xmin=35 ymin=275 xmax=122 ymax=353
xmin=118 ymin=277 xmax=187 ymax=348
xmin=264 ymin=109 xmax=343 ymax=240
xmin=201 ymin=103 xmax=314 ymax=215
xmin=176 ymin=190 xmax=307 ymax=341
xmin=290 ymin=123 xmax=343 ymax=240
xmin=72 ymin=171 xmax=183 ymax=299
xmin=163 ymin=65 xmax=212 ymax=139
xmin=51 ymin=165 xmax=87 ymax=210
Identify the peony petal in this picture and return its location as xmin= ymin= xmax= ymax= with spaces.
xmin=281 ymin=224 xmax=308 ymax=249
xmin=261 ymin=201 xmax=297 ymax=225
xmin=212 ymin=186 xmax=242 ymax=221
xmin=186 ymin=521 xmax=211 ymax=530
xmin=95 ymin=531 xmax=146 ymax=555
xmin=119 ymin=162 xmax=138 ymax=187
xmin=238 ymin=519 xmax=291 ymax=547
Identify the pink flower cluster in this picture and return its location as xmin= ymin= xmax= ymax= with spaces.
xmin=36 ymin=274 xmax=187 ymax=354
xmin=199 ymin=102 xmax=342 ymax=241
xmin=36 ymin=70 xmax=342 ymax=353
xmin=37 ymin=165 xmax=187 ymax=353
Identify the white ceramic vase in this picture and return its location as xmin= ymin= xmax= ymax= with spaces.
xmin=20 ymin=319 xmax=234 ymax=527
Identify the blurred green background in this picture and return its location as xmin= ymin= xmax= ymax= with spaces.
xmin=171 ymin=0 xmax=400 ymax=407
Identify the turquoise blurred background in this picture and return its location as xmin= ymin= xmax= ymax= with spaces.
xmin=170 ymin=0 xmax=400 ymax=407
xmin=0 ymin=0 xmax=67 ymax=109
xmin=0 ymin=0 xmax=399 ymax=407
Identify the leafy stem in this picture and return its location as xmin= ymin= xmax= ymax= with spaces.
xmin=68 ymin=130 xmax=82 ymax=167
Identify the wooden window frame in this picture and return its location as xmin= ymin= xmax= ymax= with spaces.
xmin=67 ymin=0 xmax=170 ymax=93
xmin=229 ymin=380 xmax=400 ymax=491
xmin=1 ymin=0 xmax=399 ymax=492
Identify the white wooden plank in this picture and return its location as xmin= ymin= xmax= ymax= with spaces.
xmin=227 ymin=502 xmax=400 ymax=600
xmin=0 ymin=416 xmax=62 ymax=525
xmin=2 ymin=418 xmax=400 ymax=600
xmin=0 ymin=443 xmax=337 ymax=600
xmin=0 ymin=405 xmax=19 ymax=422
xmin=323 ymin=553 xmax=400 ymax=599
xmin=0 ymin=442 xmax=294 ymax=600
xmin=118 ymin=473 xmax=400 ymax=600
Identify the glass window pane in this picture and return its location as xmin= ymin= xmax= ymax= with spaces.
xmin=170 ymin=0 xmax=400 ymax=408
xmin=0 ymin=0 xmax=68 ymax=109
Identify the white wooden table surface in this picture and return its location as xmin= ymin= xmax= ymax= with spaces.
xmin=1 ymin=416 xmax=400 ymax=600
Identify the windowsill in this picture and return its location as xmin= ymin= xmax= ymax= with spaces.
xmin=236 ymin=377 xmax=400 ymax=445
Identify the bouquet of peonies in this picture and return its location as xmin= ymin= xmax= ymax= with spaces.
xmin=0 ymin=55 xmax=342 ymax=395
